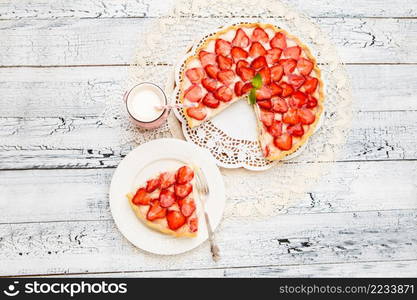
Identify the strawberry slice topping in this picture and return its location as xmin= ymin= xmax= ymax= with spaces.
xmin=132 ymin=188 xmax=151 ymax=205
xmin=260 ymin=110 xmax=275 ymax=127
xmin=185 ymin=68 xmax=205 ymax=83
xmin=241 ymin=82 xmax=253 ymax=94
xmin=266 ymin=48 xmax=283 ymax=65
xmin=199 ymin=51 xmax=216 ymax=67
xmin=176 ymin=166 xmax=194 ymax=184
xmin=282 ymin=108 xmax=300 ymax=125
xmin=287 ymin=74 xmax=305 ymax=90
xmin=234 ymin=81 xmax=244 ymax=96
xmin=287 ymin=123 xmax=304 ymax=137
xmin=159 ymin=172 xmax=176 ymax=189
xmin=302 ymin=76 xmax=318 ymax=94
xmin=270 ymin=64 xmax=284 ymax=82
xmin=186 ymin=105 xmax=207 ymax=121
xmin=289 ymin=91 xmax=307 ymax=108
xmin=146 ymin=178 xmax=160 ymax=193
xmin=159 ymin=189 xmax=176 ymax=208
xmin=214 ymin=86 xmax=233 ymax=102
xmin=283 ymin=46 xmax=301 ymax=59
xmin=237 ymin=66 xmax=255 ymax=82
xmin=280 ymin=59 xmax=297 ymax=74
xmin=259 ymin=67 xmax=271 ymax=85
xmin=257 ymin=99 xmax=272 ymax=110
xmin=256 ymin=85 xmax=272 ymax=100
xmin=271 ymin=97 xmax=288 ymax=113
xmin=174 ymin=183 xmax=193 ymax=199
xmin=231 ymin=47 xmax=248 ymax=62
xmin=270 ymin=32 xmax=287 ymax=49
xmin=217 ymin=70 xmax=235 ymax=86
xmin=250 ymin=56 xmax=268 ymax=70
xmin=280 ymin=82 xmax=294 ymax=97
xmin=202 ymin=78 xmax=218 ymax=93
xmin=298 ymin=108 xmax=316 ymax=125
xmin=306 ymin=94 xmax=318 ymax=108
xmin=236 ymin=60 xmax=249 ymax=70
xmin=147 ymin=200 xmax=167 ymax=221
xmin=188 ymin=217 xmax=198 ymax=232
xmin=297 ymin=58 xmax=314 ymax=76
xmin=269 ymin=82 xmax=283 ymax=96
xmin=202 ymin=92 xmax=220 ymax=108
xmin=217 ymin=55 xmax=233 ymax=70
xmin=166 ymin=210 xmax=186 ymax=230
xmin=215 ymin=39 xmax=232 ymax=56
xmin=184 ymin=85 xmax=203 ymax=102
xmin=232 ymin=28 xmax=250 ymax=48
xmin=251 ymin=27 xmax=269 ymax=43
xmin=268 ymin=120 xmax=283 ymax=137
xmin=249 ymin=42 xmax=267 ymax=57
xmin=204 ymin=64 xmax=219 ymax=79
xmin=274 ymin=133 xmax=293 ymax=150
xmin=178 ymin=197 xmax=196 ymax=217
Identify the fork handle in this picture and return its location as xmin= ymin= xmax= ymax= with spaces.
xmin=204 ymin=211 xmax=220 ymax=262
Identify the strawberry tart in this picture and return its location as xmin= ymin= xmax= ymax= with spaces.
xmin=127 ymin=165 xmax=198 ymax=237
xmin=179 ymin=23 xmax=324 ymax=161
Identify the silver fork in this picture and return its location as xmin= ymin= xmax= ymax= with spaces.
xmin=194 ymin=167 xmax=220 ymax=262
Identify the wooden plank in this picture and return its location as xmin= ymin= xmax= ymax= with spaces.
xmin=0 ymin=209 xmax=415 ymax=276
xmin=0 ymin=17 xmax=416 ymax=66
xmin=1 ymin=0 xmax=417 ymax=19
xmin=0 ymin=160 xmax=416 ymax=223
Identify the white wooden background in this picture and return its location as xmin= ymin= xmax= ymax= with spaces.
xmin=0 ymin=0 xmax=416 ymax=277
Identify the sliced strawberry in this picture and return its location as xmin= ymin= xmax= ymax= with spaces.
xmin=199 ymin=51 xmax=216 ymax=67
xmin=166 ymin=210 xmax=186 ymax=230
xmin=256 ymin=85 xmax=272 ymax=100
xmin=147 ymin=200 xmax=167 ymax=221
xmin=185 ymin=68 xmax=205 ymax=83
xmin=302 ymin=76 xmax=318 ymax=94
xmin=236 ymin=60 xmax=249 ymax=70
xmin=159 ymin=189 xmax=176 ymax=208
xmin=241 ymin=82 xmax=253 ymax=94
xmin=274 ymin=133 xmax=293 ymax=150
xmin=282 ymin=108 xmax=300 ymax=125
xmin=186 ymin=105 xmax=207 ymax=121
xmin=306 ymin=94 xmax=318 ymax=108
xmin=287 ymin=74 xmax=305 ymax=90
xmin=280 ymin=82 xmax=294 ymax=97
xmin=214 ymin=86 xmax=233 ymax=102
xmin=269 ymin=82 xmax=283 ymax=96
xmin=250 ymin=56 xmax=267 ymax=70
xmin=268 ymin=120 xmax=283 ymax=137
xmin=270 ymin=32 xmax=287 ymax=49
xmin=298 ymin=108 xmax=315 ymax=125
xmin=270 ymin=64 xmax=284 ymax=82
xmin=266 ymin=48 xmax=282 ymax=65
xmin=249 ymin=42 xmax=267 ymax=57
xmin=188 ymin=217 xmax=198 ymax=232
xmin=176 ymin=165 xmax=194 ymax=184
xmin=174 ymin=183 xmax=193 ymax=199
xmin=237 ymin=66 xmax=255 ymax=82
xmin=159 ymin=172 xmax=176 ymax=189
xmin=259 ymin=67 xmax=271 ymax=85
xmin=297 ymin=58 xmax=314 ymax=76
xmin=205 ymin=64 xmax=219 ymax=79
xmin=289 ymin=91 xmax=307 ymax=108
xmin=146 ymin=178 xmax=160 ymax=193
xmin=132 ymin=188 xmax=151 ymax=205
xmin=215 ymin=39 xmax=232 ymax=56
xmin=271 ymin=97 xmax=288 ymax=113
xmin=283 ymin=46 xmax=301 ymax=59
xmin=257 ymin=99 xmax=272 ymax=110
xmin=202 ymin=92 xmax=220 ymax=108
xmin=184 ymin=84 xmax=203 ymax=102
xmin=260 ymin=110 xmax=275 ymax=127
xmin=231 ymin=47 xmax=248 ymax=62
xmin=280 ymin=59 xmax=297 ymax=74
xmin=287 ymin=123 xmax=304 ymax=137
xmin=251 ymin=27 xmax=269 ymax=43
xmin=217 ymin=70 xmax=235 ymax=86
xmin=217 ymin=54 xmax=233 ymax=70
xmin=201 ymin=78 xmax=218 ymax=93
xmin=178 ymin=197 xmax=196 ymax=217
xmin=234 ymin=81 xmax=244 ymax=96
xmin=232 ymin=28 xmax=250 ymax=48
xmin=262 ymin=145 xmax=270 ymax=157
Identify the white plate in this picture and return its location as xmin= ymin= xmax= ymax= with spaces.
xmin=109 ymin=138 xmax=225 ymax=255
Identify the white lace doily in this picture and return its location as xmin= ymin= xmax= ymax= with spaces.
xmin=102 ymin=0 xmax=353 ymax=218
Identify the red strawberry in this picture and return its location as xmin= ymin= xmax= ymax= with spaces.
xmin=298 ymin=108 xmax=316 ymax=125
xmin=287 ymin=74 xmax=305 ymax=90
xmin=302 ymin=76 xmax=318 ymax=94
xmin=231 ymin=47 xmax=248 ymax=62
xmin=256 ymin=85 xmax=272 ymax=100
xmin=178 ymin=197 xmax=196 ymax=217
xmin=234 ymin=81 xmax=244 ymax=96
xmin=257 ymin=99 xmax=272 ymax=110
xmin=251 ymin=27 xmax=269 ymax=43
xmin=188 ymin=217 xmax=198 ymax=232
xmin=274 ymin=133 xmax=293 ymax=150
xmin=259 ymin=67 xmax=271 ymax=85
xmin=159 ymin=189 xmax=176 ymax=208
xmin=282 ymin=108 xmax=300 ymax=125
xmin=202 ymin=78 xmax=217 ymax=93
xmin=249 ymin=42 xmax=267 ymax=57
xmin=146 ymin=178 xmax=160 ymax=193
xmin=263 ymin=145 xmax=270 ymax=157
xmin=266 ymin=48 xmax=282 ymax=65
xmin=205 ymin=64 xmax=219 ymax=79
xmin=166 ymin=210 xmax=186 ymax=230
xmin=236 ymin=60 xmax=249 ymax=70
xmin=306 ymin=94 xmax=318 ymax=108
xmin=217 ymin=70 xmax=235 ymax=86
xmin=250 ymin=56 xmax=267 ymax=70
xmin=270 ymin=65 xmax=284 ymax=82
xmin=269 ymin=82 xmax=283 ymax=96
xmin=232 ymin=28 xmax=250 ymax=48
xmin=270 ymin=32 xmax=287 ymax=49
xmin=268 ymin=120 xmax=283 ymax=137
xmin=271 ymin=97 xmax=288 ymax=113
xmin=184 ymin=85 xmax=203 ymax=102
xmin=237 ymin=66 xmax=255 ymax=82
xmin=289 ymin=91 xmax=307 ymax=108
xmin=146 ymin=201 xmax=167 ymax=221
xmin=280 ymin=82 xmax=294 ymax=97
xmin=287 ymin=123 xmax=304 ymax=137
xmin=217 ymin=55 xmax=233 ymax=70
xmin=215 ymin=39 xmax=232 ymax=56
xmin=199 ymin=51 xmax=216 ymax=67
xmin=283 ymin=46 xmax=301 ymax=59
xmin=132 ymin=188 xmax=151 ymax=205
xmin=297 ymin=58 xmax=314 ymax=76
xmin=159 ymin=172 xmax=176 ymax=189
xmin=241 ymin=82 xmax=253 ymax=94
xmin=185 ymin=68 xmax=205 ymax=83
xmin=202 ymin=92 xmax=220 ymax=108
xmin=176 ymin=165 xmax=194 ymax=184
xmin=186 ymin=105 xmax=207 ymax=120
xmin=260 ymin=110 xmax=275 ymax=127
xmin=214 ymin=86 xmax=233 ymax=102
xmin=174 ymin=183 xmax=193 ymax=199
xmin=280 ymin=59 xmax=297 ymax=74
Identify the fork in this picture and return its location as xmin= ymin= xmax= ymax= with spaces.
xmin=194 ymin=167 xmax=220 ymax=262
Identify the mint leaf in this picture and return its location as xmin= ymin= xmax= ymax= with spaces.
xmin=252 ymin=73 xmax=263 ymax=89
xmin=248 ymin=89 xmax=257 ymax=105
